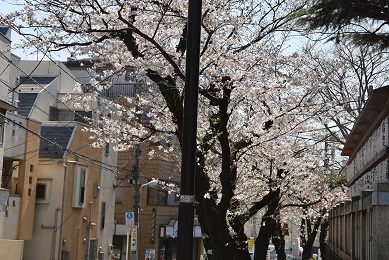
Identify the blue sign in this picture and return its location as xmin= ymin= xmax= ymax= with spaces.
xmin=125 ymin=212 xmax=134 ymax=226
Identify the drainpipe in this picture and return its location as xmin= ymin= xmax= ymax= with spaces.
xmin=53 ymin=208 xmax=61 ymax=260
xmin=86 ymin=202 xmax=93 ymax=260
xmin=58 ymin=162 xmax=70 ymax=259
xmin=42 ymin=208 xmax=60 ymax=260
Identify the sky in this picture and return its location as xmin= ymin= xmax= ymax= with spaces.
xmin=0 ymin=0 xmax=324 ymax=61
xmin=0 ymin=0 xmax=70 ymax=61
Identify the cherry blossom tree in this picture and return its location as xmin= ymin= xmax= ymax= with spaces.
xmin=279 ymin=41 xmax=389 ymax=259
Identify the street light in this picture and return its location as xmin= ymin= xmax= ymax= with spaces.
xmin=127 ymin=179 xmax=158 ymax=260
xmin=141 ymin=179 xmax=158 ymax=189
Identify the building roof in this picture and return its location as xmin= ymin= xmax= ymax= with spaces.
xmin=17 ymin=93 xmax=38 ymax=117
xmin=0 ymin=27 xmax=10 ymax=36
xmin=342 ymin=86 xmax=389 ymax=157
xmin=39 ymin=125 xmax=76 ymax=158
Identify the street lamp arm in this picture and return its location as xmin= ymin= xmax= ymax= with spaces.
xmin=141 ymin=179 xmax=158 ymax=189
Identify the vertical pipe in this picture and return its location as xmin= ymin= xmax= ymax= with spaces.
xmin=126 ymin=228 xmax=130 ymax=260
xmin=59 ymin=162 xmax=69 ymax=259
xmin=132 ymin=145 xmax=141 ymax=260
xmin=52 ymin=208 xmax=61 ymax=260
xmin=177 ymin=0 xmax=202 ymax=259
xmin=87 ymin=202 xmax=92 ymax=260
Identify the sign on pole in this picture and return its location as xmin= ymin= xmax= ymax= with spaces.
xmin=125 ymin=212 xmax=134 ymax=226
xmin=130 ymin=225 xmax=138 ymax=254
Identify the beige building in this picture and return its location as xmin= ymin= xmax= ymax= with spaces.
xmin=0 ymin=56 xmax=118 ymax=260
xmin=20 ymin=122 xmax=110 ymax=260
xmin=0 ymin=27 xmax=26 ymax=260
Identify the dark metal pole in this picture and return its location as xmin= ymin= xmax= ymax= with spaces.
xmin=132 ymin=145 xmax=141 ymax=260
xmin=177 ymin=0 xmax=202 ymax=259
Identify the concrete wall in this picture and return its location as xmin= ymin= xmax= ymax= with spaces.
xmin=0 ymin=31 xmax=11 ymax=101
xmin=328 ymin=182 xmax=389 ymax=260
xmin=22 ymin=161 xmax=64 ymax=260
xmin=98 ymin=141 xmax=117 ymax=259
xmin=0 ymin=239 xmax=23 ymax=260
xmin=29 ymin=77 xmax=59 ymax=120
xmin=18 ymin=60 xmax=77 ymax=121
xmin=0 ymin=195 xmax=21 ymax=240
xmin=0 ymin=30 xmax=11 ymax=190
xmin=16 ymin=119 xmax=41 ymax=240
xmin=4 ymin=113 xmax=27 ymax=160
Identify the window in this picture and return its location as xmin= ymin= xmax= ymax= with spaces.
xmin=36 ymin=183 xmax=46 ymax=199
xmin=147 ymin=182 xmax=179 ymax=206
xmin=96 ymin=69 xmax=104 ymax=81
xmin=49 ymin=106 xmax=59 ymax=121
xmin=74 ymin=111 xmax=92 ymax=124
xmin=35 ymin=180 xmax=51 ymax=203
xmin=72 ymin=165 xmax=88 ymax=208
xmin=115 ymin=188 xmax=123 ymax=204
xmin=125 ymin=69 xmax=136 ymax=83
xmin=79 ymin=168 xmax=86 ymax=205
xmin=100 ymin=202 xmax=106 ymax=230
xmin=53 ymin=110 xmax=92 ymax=124
xmin=104 ymin=143 xmax=109 ymax=157
xmin=147 ymin=188 xmax=168 ymax=206
xmin=167 ymin=192 xmax=179 ymax=206
xmin=0 ymin=122 xmax=4 ymax=144
xmin=140 ymin=105 xmax=151 ymax=124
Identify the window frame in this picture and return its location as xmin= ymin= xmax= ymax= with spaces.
xmin=100 ymin=201 xmax=106 ymax=230
xmin=35 ymin=179 xmax=52 ymax=204
xmin=72 ymin=165 xmax=88 ymax=208
xmin=147 ymin=180 xmax=179 ymax=207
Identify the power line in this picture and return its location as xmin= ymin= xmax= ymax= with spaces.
xmin=0 ymin=49 xmax=122 ymax=161
xmin=1 ymin=113 xmax=120 ymax=174
xmin=3 ymin=25 xmax=169 ymax=165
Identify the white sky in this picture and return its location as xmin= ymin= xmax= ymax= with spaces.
xmin=0 ymin=1 xmax=322 ymax=61
xmin=0 ymin=0 xmax=70 ymax=61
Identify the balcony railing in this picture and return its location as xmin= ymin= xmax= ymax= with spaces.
xmin=82 ymin=84 xmax=136 ymax=98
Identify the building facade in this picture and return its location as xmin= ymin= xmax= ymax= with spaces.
xmin=328 ymin=86 xmax=389 ymax=260
xmin=0 ymin=27 xmax=25 ymax=260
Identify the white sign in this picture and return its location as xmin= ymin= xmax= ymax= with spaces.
xmin=125 ymin=212 xmax=134 ymax=226
xmin=130 ymin=225 xmax=138 ymax=254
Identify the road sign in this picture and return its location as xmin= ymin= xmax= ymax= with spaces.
xmin=125 ymin=212 xmax=134 ymax=226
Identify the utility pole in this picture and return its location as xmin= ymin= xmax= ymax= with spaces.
xmin=177 ymin=0 xmax=202 ymax=259
xmin=131 ymin=145 xmax=141 ymax=260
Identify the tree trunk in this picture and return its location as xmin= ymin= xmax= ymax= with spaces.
xmin=272 ymin=220 xmax=286 ymax=260
xmin=254 ymin=216 xmax=274 ymax=260
xmin=302 ymin=217 xmax=322 ymax=260
xmin=319 ymin=219 xmax=329 ymax=260
xmin=254 ymin=188 xmax=280 ymax=260
xmin=230 ymin=215 xmax=251 ymax=260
